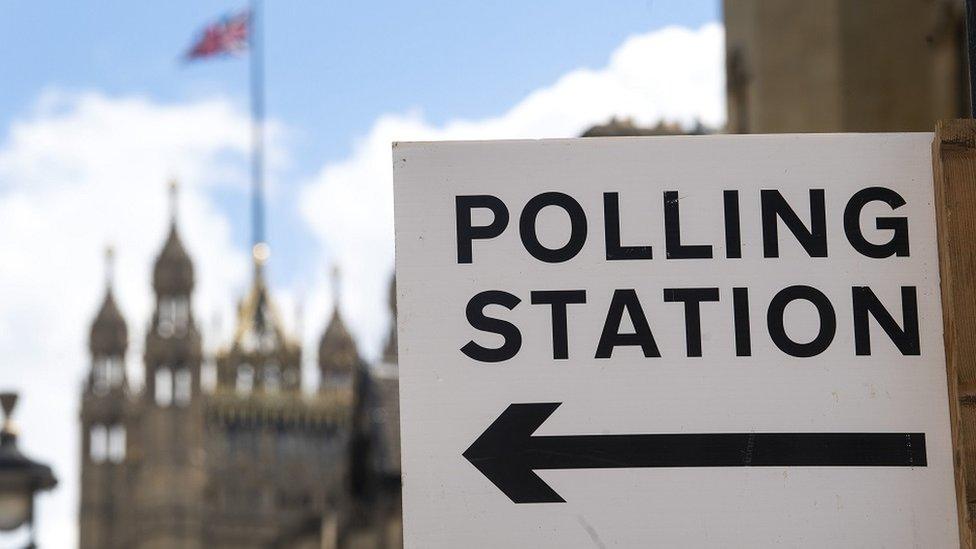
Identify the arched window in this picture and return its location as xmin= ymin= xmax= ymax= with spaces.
xmin=201 ymin=359 xmax=217 ymax=393
xmin=92 ymin=358 xmax=109 ymax=396
xmin=264 ymin=364 xmax=281 ymax=393
xmin=155 ymin=367 xmax=172 ymax=406
xmin=237 ymin=364 xmax=254 ymax=395
xmin=92 ymin=355 xmax=125 ymax=395
xmin=174 ymin=368 xmax=192 ymax=406
xmin=158 ymin=297 xmax=190 ymax=338
xmin=108 ymin=356 xmax=125 ymax=387
xmin=89 ymin=424 xmax=107 ymax=463
xmin=108 ymin=424 xmax=126 ymax=462
xmin=106 ymin=356 xmax=124 ymax=388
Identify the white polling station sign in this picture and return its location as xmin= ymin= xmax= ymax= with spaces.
xmin=392 ymin=133 xmax=958 ymax=548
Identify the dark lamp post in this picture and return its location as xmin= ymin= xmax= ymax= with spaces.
xmin=0 ymin=393 xmax=56 ymax=547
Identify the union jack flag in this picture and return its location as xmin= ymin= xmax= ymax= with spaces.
xmin=185 ymin=9 xmax=250 ymax=60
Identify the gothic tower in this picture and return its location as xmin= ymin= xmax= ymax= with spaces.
xmin=318 ymin=269 xmax=365 ymax=509
xmin=318 ymin=269 xmax=362 ymax=392
xmin=77 ymin=177 xmax=400 ymax=546
xmin=79 ymin=248 xmax=130 ymax=549
xmin=132 ymin=182 xmax=206 ymax=548
xmin=216 ymin=250 xmax=302 ymax=395
xmin=206 ymin=247 xmax=346 ymax=547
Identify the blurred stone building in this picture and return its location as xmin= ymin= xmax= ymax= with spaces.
xmin=724 ymin=0 xmax=970 ymax=133
xmin=79 ymin=186 xmax=401 ymax=548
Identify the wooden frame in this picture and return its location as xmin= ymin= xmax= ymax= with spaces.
xmin=933 ymin=119 xmax=976 ymax=548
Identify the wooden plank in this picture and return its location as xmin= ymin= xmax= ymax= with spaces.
xmin=933 ymin=119 xmax=976 ymax=548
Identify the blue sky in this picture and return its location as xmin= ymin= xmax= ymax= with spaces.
xmin=0 ymin=1 xmax=721 ymax=545
xmin=0 ymin=0 xmax=718 ymax=286
xmin=0 ymin=1 xmax=719 ymax=139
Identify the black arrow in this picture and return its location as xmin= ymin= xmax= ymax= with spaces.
xmin=462 ymin=403 xmax=927 ymax=504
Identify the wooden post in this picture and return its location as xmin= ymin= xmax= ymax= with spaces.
xmin=934 ymin=119 xmax=976 ymax=548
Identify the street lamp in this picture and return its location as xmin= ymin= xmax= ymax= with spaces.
xmin=0 ymin=393 xmax=56 ymax=548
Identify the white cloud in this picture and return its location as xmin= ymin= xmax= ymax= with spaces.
xmin=299 ymin=23 xmax=725 ymax=358
xmin=0 ymin=91 xmax=256 ymax=547
xmin=0 ymin=22 xmax=724 ymax=546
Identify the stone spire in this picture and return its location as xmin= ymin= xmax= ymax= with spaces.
xmin=86 ymin=246 xmax=129 ymax=398
xmin=144 ymin=179 xmax=201 ymax=404
xmin=215 ymin=226 xmax=302 ymax=394
xmin=152 ymin=180 xmax=194 ymax=297
xmin=132 ymin=180 xmax=206 ymax=548
xmin=318 ymin=266 xmax=360 ymax=386
xmin=229 ymin=270 xmax=290 ymax=356
xmin=89 ymin=246 xmax=128 ymax=357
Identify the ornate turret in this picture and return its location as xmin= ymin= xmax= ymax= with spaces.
xmin=90 ymin=248 xmax=128 ymax=359
xmin=86 ymin=247 xmax=128 ymax=395
xmin=217 ymin=243 xmax=302 ymax=394
xmin=319 ymin=307 xmax=360 ymax=381
xmin=144 ymin=180 xmax=202 ymax=406
xmin=131 ymin=180 xmax=206 ymax=548
xmin=79 ymin=247 xmax=129 ymax=548
xmin=318 ymin=268 xmax=361 ymax=389
xmin=90 ymin=291 xmax=127 ymax=356
xmin=153 ymin=183 xmax=194 ymax=298
xmin=153 ymin=226 xmax=194 ymax=297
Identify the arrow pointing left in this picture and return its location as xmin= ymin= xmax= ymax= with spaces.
xmin=462 ymin=403 xmax=927 ymax=504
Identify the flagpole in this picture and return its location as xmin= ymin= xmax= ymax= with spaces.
xmin=249 ymin=0 xmax=266 ymax=263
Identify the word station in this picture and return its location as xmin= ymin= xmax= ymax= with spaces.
xmin=456 ymin=188 xmax=917 ymax=362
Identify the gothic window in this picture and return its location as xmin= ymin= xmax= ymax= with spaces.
xmin=157 ymin=297 xmax=189 ymax=338
xmin=260 ymin=330 xmax=276 ymax=353
xmin=174 ymin=368 xmax=192 ymax=406
xmin=201 ymin=360 xmax=217 ymax=393
xmin=89 ymin=425 xmax=107 ymax=463
xmin=155 ymin=367 xmax=172 ymax=407
xmin=237 ymin=364 xmax=254 ymax=395
xmin=241 ymin=331 xmax=258 ymax=353
xmin=264 ymin=363 xmax=281 ymax=393
xmin=92 ymin=356 xmax=125 ymax=395
xmin=108 ymin=424 xmax=126 ymax=462
xmin=241 ymin=329 xmax=276 ymax=354
xmin=92 ymin=358 xmax=109 ymax=396
xmin=106 ymin=356 xmax=123 ymax=387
